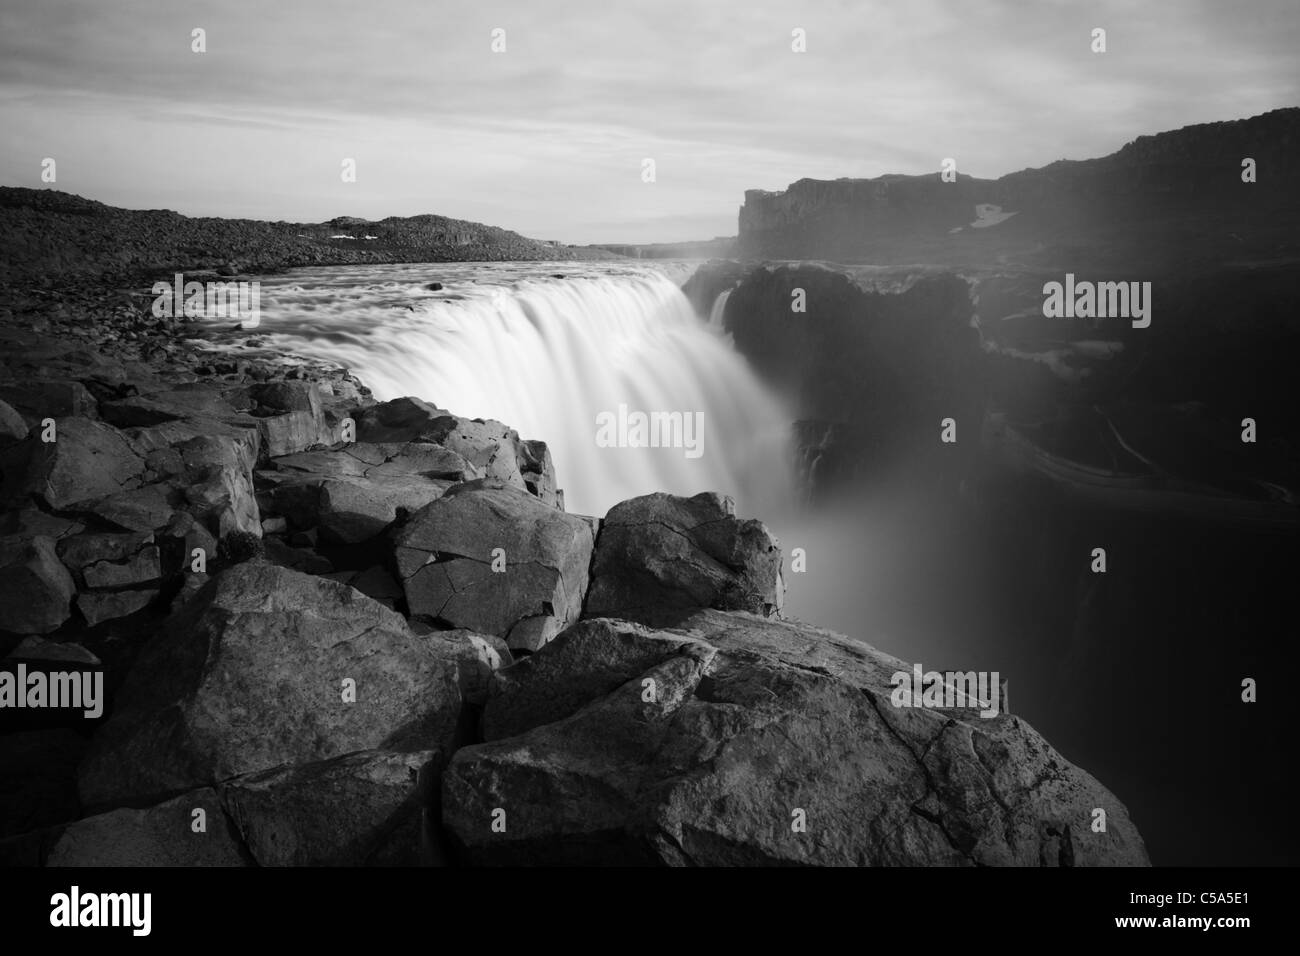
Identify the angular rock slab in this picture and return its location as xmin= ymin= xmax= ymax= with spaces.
xmin=353 ymin=397 xmax=561 ymax=507
xmin=42 ymin=788 xmax=248 ymax=866
xmin=0 ymin=535 xmax=76 ymax=633
xmin=261 ymin=442 xmax=467 ymax=544
xmin=584 ymin=491 xmax=784 ymax=621
xmin=2 ymin=417 xmax=144 ymax=510
xmin=78 ymin=561 xmax=463 ymax=809
xmin=219 ymin=749 xmax=440 ymax=866
xmin=393 ymin=480 xmax=593 ymax=651
xmin=444 ymin=611 xmax=1149 ymax=867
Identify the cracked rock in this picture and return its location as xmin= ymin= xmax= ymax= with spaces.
xmin=77 ymin=560 xmax=463 ymax=810
xmin=442 ymin=609 xmax=1149 ymax=867
xmin=392 ymin=479 xmax=593 ymax=651
xmin=1 ymin=417 xmax=144 ymax=510
xmin=219 ymin=749 xmax=440 ymax=866
xmin=584 ymin=491 xmax=785 ymax=621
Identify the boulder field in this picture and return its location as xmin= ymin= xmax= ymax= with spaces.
xmin=0 ymin=283 xmax=1148 ymax=866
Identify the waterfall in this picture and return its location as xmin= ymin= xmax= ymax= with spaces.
xmin=249 ymin=263 xmax=794 ymax=518
xmin=707 ymin=288 xmax=732 ymax=330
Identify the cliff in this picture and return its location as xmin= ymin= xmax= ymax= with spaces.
xmin=738 ymin=107 xmax=1300 ymax=271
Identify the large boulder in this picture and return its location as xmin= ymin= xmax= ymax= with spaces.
xmin=443 ymin=610 xmax=1149 ymax=867
xmin=38 ymin=789 xmax=248 ymax=866
xmin=584 ymin=492 xmax=784 ymax=621
xmin=259 ymin=442 xmax=467 ymax=544
xmin=251 ymin=381 xmax=343 ymax=459
xmin=1 ymin=417 xmax=144 ymax=510
xmin=353 ymin=398 xmax=560 ymax=507
xmin=392 ymin=480 xmax=594 ymax=652
xmin=219 ymin=749 xmax=441 ymax=866
xmin=78 ymin=561 xmax=464 ymax=809
xmin=0 ymin=535 xmax=76 ymax=633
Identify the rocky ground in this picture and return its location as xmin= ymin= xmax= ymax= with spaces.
xmin=0 ymin=188 xmax=617 ymax=285
xmin=0 ymin=276 xmax=1148 ymax=866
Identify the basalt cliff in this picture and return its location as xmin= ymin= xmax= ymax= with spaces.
xmin=737 ymin=107 xmax=1300 ymax=272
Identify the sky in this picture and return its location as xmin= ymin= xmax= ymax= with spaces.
xmin=0 ymin=0 xmax=1297 ymax=244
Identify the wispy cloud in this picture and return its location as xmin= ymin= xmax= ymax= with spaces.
xmin=1 ymin=0 xmax=1296 ymax=242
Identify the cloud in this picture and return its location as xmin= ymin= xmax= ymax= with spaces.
xmin=1 ymin=0 xmax=1296 ymax=242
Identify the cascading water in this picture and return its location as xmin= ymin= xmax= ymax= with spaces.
xmin=244 ymin=262 xmax=794 ymax=518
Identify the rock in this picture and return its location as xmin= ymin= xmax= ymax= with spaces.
xmin=419 ymin=628 xmax=512 ymax=706
xmin=0 ymin=508 xmax=83 ymax=539
xmin=160 ymin=512 xmax=217 ymax=574
xmin=262 ymin=443 xmax=467 ymax=544
xmin=251 ymin=381 xmax=318 ymax=414
xmin=0 ymin=398 xmax=27 ymax=443
xmin=176 ymin=430 xmax=258 ymax=477
xmin=322 ymin=565 xmax=402 ymax=608
xmin=261 ymin=516 xmax=287 ymax=534
xmin=584 ymin=492 xmax=784 ymax=621
xmin=5 ymin=636 xmax=101 ymax=665
xmin=352 ymin=398 xmax=558 ymax=504
xmin=0 ymin=380 xmax=97 ymax=424
xmin=429 ymin=416 xmax=530 ymax=490
xmin=88 ymin=483 xmax=180 ymax=533
xmin=392 ymin=480 xmax=594 ymax=651
xmin=481 ymin=618 xmax=709 ymax=741
xmin=518 ymin=439 xmax=559 ymax=506
xmin=78 ymin=561 xmax=464 ymax=809
xmin=100 ymin=388 xmax=240 ymax=427
xmin=186 ymin=467 xmax=260 ymax=540
xmin=352 ymin=397 xmax=446 ymax=442
xmin=77 ymin=590 xmax=158 ymax=627
xmin=250 ymin=382 xmax=340 ymax=458
xmin=0 ymin=535 xmax=76 ymax=633
xmin=80 ymin=544 xmax=161 ymax=589
xmin=317 ymin=475 xmax=451 ymax=544
xmin=262 ymin=537 xmax=333 ymax=574
xmin=219 ymin=749 xmax=439 ymax=866
xmin=57 ymin=531 xmax=154 ymax=570
xmin=444 ymin=610 xmax=1150 ymax=867
xmin=3 ymin=418 xmax=144 ymax=510
xmin=42 ymin=789 xmax=248 ymax=866
xmin=0 ymin=729 xmax=85 ymax=839
xmin=122 ymin=418 xmax=257 ymax=471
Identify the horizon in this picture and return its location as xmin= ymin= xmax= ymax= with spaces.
xmin=2 ymin=0 xmax=1298 ymax=244
xmin=9 ymin=102 xmax=1295 ymax=248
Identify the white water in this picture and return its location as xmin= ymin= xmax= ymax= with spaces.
xmin=241 ymin=261 xmax=794 ymax=518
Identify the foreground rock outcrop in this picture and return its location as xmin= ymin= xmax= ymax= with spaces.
xmin=444 ymin=612 xmax=1147 ymax=866
xmin=77 ymin=562 xmax=465 ymax=810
